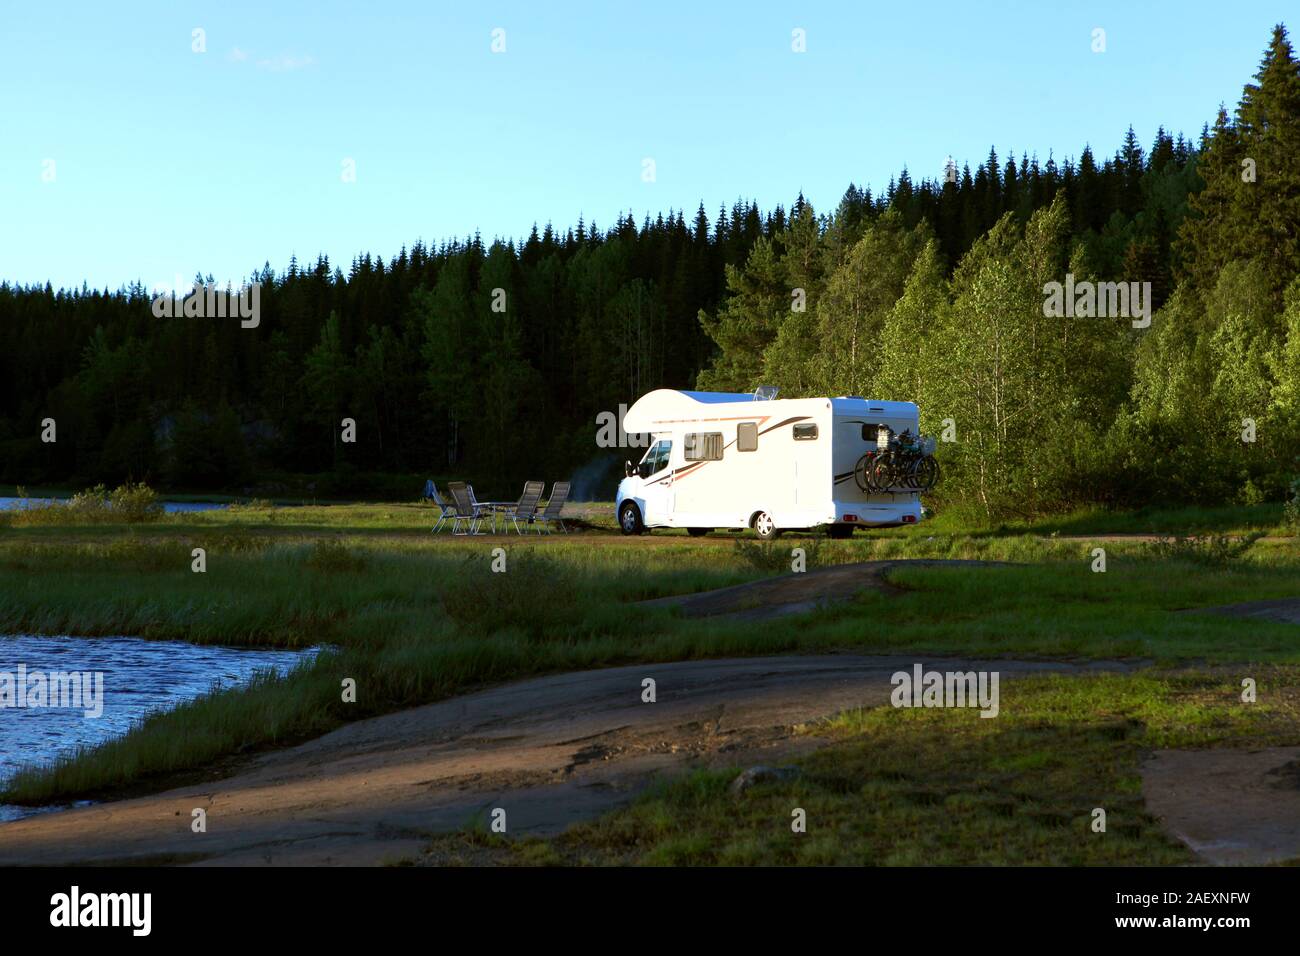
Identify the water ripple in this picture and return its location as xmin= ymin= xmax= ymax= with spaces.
xmin=0 ymin=634 xmax=318 ymax=822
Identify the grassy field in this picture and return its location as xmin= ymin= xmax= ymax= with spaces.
xmin=1 ymin=497 xmax=1297 ymax=832
xmin=425 ymin=669 xmax=1300 ymax=866
xmin=1 ymin=494 xmax=1288 ymax=538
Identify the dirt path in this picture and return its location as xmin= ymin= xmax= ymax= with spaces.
xmin=640 ymin=559 xmax=1007 ymax=620
xmin=1184 ymin=598 xmax=1300 ymax=625
xmin=0 ymin=654 xmax=1132 ymax=867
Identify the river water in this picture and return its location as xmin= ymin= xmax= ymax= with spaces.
xmin=0 ymin=634 xmax=318 ymax=822
xmin=0 ymin=497 xmax=227 ymax=513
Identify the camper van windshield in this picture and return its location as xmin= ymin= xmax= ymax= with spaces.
xmin=639 ymin=440 xmax=672 ymax=477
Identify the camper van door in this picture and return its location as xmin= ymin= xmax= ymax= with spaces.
xmin=639 ymin=437 xmax=675 ymax=526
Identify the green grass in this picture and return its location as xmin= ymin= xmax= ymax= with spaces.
xmin=0 ymin=500 xmax=455 ymax=536
xmin=824 ymin=558 xmax=1300 ymax=661
xmin=3 ymin=495 xmax=1289 ymax=539
xmin=1 ymin=503 xmax=1297 ymax=806
xmin=0 ymin=533 xmax=761 ymax=802
xmin=905 ymin=501 xmax=1287 ymax=537
xmin=427 ymin=669 xmax=1300 ymax=866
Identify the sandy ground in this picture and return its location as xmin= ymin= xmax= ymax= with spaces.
xmin=0 ymin=653 xmax=1131 ymax=867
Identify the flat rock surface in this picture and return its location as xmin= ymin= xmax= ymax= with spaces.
xmin=0 ymin=653 xmax=1126 ymax=867
xmin=1142 ymin=746 xmax=1300 ymax=865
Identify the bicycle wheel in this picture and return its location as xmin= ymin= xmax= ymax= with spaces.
xmin=853 ymin=453 xmax=873 ymax=492
xmin=915 ymin=456 xmax=939 ymax=491
xmin=872 ymin=451 xmax=896 ymax=491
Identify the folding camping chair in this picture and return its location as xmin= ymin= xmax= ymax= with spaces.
xmin=466 ymin=484 xmax=500 ymax=534
xmin=426 ymin=483 xmax=456 ymax=534
xmin=496 ymin=480 xmax=544 ymax=535
xmin=533 ymin=481 xmax=571 ymax=533
xmin=447 ymin=482 xmax=490 ymax=535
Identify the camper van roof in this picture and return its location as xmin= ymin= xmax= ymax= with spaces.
xmin=671 ymin=389 xmax=915 ymax=412
xmin=677 ymin=390 xmax=757 ymax=404
xmin=829 ymin=396 xmax=918 ymax=415
xmin=623 ymin=389 xmax=917 ymax=433
xmin=622 ymin=388 xmax=763 ymax=432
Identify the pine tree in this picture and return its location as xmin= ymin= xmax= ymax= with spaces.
xmin=1180 ymin=25 xmax=1300 ymax=296
xmin=697 ymin=238 xmax=787 ymax=392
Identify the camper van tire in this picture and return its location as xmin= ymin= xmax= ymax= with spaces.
xmin=618 ymin=501 xmax=645 ymax=535
xmin=752 ymin=511 xmax=780 ymax=540
xmin=686 ymin=527 xmax=711 ymax=537
xmin=826 ymin=523 xmax=854 ymax=539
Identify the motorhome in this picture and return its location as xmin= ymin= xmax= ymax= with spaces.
xmin=615 ymin=387 xmax=926 ymax=538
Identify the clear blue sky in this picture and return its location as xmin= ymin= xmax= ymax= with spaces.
xmin=1 ymin=1 xmax=1292 ymax=292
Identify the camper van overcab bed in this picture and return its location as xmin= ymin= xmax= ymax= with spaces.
xmin=615 ymin=388 xmax=927 ymax=539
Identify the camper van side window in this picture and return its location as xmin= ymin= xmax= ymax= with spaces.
xmin=736 ymin=422 xmax=758 ymax=452
xmin=653 ymin=440 xmax=671 ymax=473
xmin=684 ymin=432 xmax=723 ymax=461
xmin=793 ymin=423 xmax=819 ymax=441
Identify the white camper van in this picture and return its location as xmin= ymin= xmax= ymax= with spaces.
xmin=615 ymin=388 xmax=925 ymax=539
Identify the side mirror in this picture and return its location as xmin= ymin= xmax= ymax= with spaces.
xmin=625 ymin=459 xmax=634 ymax=478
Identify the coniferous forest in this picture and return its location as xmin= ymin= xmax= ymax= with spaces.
xmin=3 ymin=25 xmax=1299 ymax=515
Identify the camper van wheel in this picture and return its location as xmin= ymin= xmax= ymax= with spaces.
xmin=752 ymin=511 xmax=780 ymax=540
xmin=686 ymin=527 xmax=711 ymax=537
xmin=618 ymin=501 xmax=644 ymax=536
xmin=826 ymin=523 xmax=854 ymax=539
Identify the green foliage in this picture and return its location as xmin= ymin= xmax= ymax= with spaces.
xmin=692 ymin=25 xmax=1300 ymax=517
xmin=1179 ymin=26 xmax=1300 ymax=297
xmin=876 ymin=199 xmax=1135 ymax=516
xmin=732 ymin=537 xmax=825 ymax=573
xmin=0 ymin=538 xmax=190 ymax=572
xmin=226 ymin=498 xmax=275 ymax=511
xmin=167 ymin=402 xmax=251 ymax=489
xmin=1 ymin=482 xmax=163 ymax=526
xmin=437 ymin=552 xmax=581 ymax=640
xmin=1284 ymin=476 xmax=1300 ymax=530
xmin=107 ymin=482 xmax=165 ymax=521
xmin=1145 ymin=531 xmax=1266 ymax=567
xmin=300 ymin=312 xmax=353 ymax=443
xmin=303 ymin=539 xmax=370 ymax=573
xmin=697 ymin=237 xmax=788 ymax=392
xmin=203 ymin=531 xmax=274 ymax=555
xmin=1 ymin=26 xmax=1299 ymax=522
